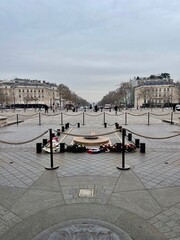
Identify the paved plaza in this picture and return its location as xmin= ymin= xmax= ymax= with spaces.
xmin=0 ymin=109 xmax=180 ymax=240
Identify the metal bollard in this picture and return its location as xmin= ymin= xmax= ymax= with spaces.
xmin=119 ymin=125 xmax=122 ymax=132
xmin=42 ymin=139 xmax=47 ymax=146
xmin=60 ymin=143 xmax=65 ymax=153
xmin=128 ymin=133 xmax=132 ymax=141
xmin=77 ymin=123 xmax=80 ymax=128
xmin=140 ymin=143 xmax=146 ymax=153
xmin=16 ymin=114 xmax=19 ymax=125
xmin=45 ymin=129 xmax=59 ymax=170
xmin=104 ymin=122 xmax=107 ymax=128
xmin=56 ymin=129 xmax=60 ymax=136
xmin=135 ymin=139 xmax=140 ymax=148
xmin=116 ymin=143 xmax=122 ymax=152
xmin=117 ymin=128 xmax=130 ymax=170
xmin=51 ymin=133 xmax=55 ymax=138
xmin=36 ymin=143 xmax=42 ymax=153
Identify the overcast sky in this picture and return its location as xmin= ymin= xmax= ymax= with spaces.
xmin=0 ymin=0 xmax=180 ymax=102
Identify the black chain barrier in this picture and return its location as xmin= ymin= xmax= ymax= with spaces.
xmin=126 ymin=128 xmax=180 ymax=140
xmin=106 ymin=112 xmax=124 ymax=116
xmin=18 ymin=113 xmax=39 ymax=117
xmin=127 ymin=112 xmax=148 ymax=116
xmin=1 ymin=111 xmax=178 ymax=127
xmin=1 ymin=123 xmax=179 ymax=172
xmin=53 ymin=129 xmax=120 ymax=137
xmin=69 ymin=123 xmax=79 ymax=127
xmin=41 ymin=112 xmax=60 ymax=117
xmin=0 ymin=130 xmax=48 ymax=145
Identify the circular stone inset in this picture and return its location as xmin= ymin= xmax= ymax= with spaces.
xmin=33 ymin=219 xmax=133 ymax=240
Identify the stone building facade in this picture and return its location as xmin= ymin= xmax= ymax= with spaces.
xmin=0 ymin=78 xmax=59 ymax=107
xmin=134 ymin=80 xmax=179 ymax=108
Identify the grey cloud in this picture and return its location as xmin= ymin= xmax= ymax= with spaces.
xmin=0 ymin=0 xmax=180 ymax=102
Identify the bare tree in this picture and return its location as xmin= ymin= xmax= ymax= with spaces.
xmin=138 ymin=87 xmax=154 ymax=107
xmin=176 ymin=81 xmax=180 ymax=103
xmin=57 ymin=84 xmax=89 ymax=109
xmin=120 ymin=82 xmax=132 ymax=109
xmin=0 ymin=88 xmax=10 ymax=107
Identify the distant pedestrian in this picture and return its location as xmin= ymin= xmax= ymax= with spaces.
xmin=52 ymin=104 xmax=55 ymax=113
xmin=94 ymin=105 xmax=98 ymax=112
xmin=45 ymin=105 xmax=49 ymax=113
xmin=114 ymin=105 xmax=118 ymax=112
xmin=173 ymin=105 xmax=176 ymax=112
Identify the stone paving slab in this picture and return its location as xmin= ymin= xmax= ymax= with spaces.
xmin=10 ymin=189 xmax=64 ymax=219
xmin=0 ymin=110 xmax=179 ymax=240
xmin=109 ymin=189 xmax=163 ymax=220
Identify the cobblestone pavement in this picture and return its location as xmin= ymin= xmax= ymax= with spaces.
xmin=0 ymin=109 xmax=180 ymax=240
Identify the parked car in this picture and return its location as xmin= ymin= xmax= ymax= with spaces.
xmin=140 ymin=103 xmax=149 ymax=108
xmin=175 ymin=104 xmax=180 ymax=111
xmin=104 ymin=104 xmax=111 ymax=109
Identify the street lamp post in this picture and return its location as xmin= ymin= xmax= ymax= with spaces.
xmin=11 ymin=84 xmax=18 ymax=112
xmin=169 ymin=85 xmax=173 ymax=109
xmin=137 ymin=97 xmax=139 ymax=109
xmin=171 ymin=86 xmax=173 ymax=109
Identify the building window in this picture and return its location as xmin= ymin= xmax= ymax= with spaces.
xmin=19 ymin=89 xmax=21 ymax=92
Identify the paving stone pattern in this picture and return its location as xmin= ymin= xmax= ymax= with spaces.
xmin=0 ymin=109 xmax=179 ymax=240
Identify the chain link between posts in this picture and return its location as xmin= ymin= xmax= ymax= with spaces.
xmin=127 ymin=112 xmax=148 ymax=116
xmin=0 ymin=126 xmax=180 ymax=145
xmin=53 ymin=129 xmax=120 ymax=137
xmin=0 ymin=130 xmax=48 ymax=145
xmin=64 ymin=112 xmax=82 ymax=116
xmin=105 ymin=112 xmax=124 ymax=116
xmin=85 ymin=112 xmax=103 ymax=117
xmin=126 ymin=128 xmax=180 ymax=140
xmin=18 ymin=113 xmax=39 ymax=117
xmin=41 ymin=113 xmax=60 ymax=117
xmin=150 ymin=112 xmax=170 ymax=116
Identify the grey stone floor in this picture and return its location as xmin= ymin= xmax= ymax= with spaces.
xmin=0 ymin=109 xmax=180 ymax=240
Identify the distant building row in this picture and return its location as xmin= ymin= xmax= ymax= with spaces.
xmin=0 ymin=77 xmax=180 ymax=109
xmin=0 ymin=78 xmax=74 ymax=108
xmin=130 ymin=77 xmax=180 ymax=108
